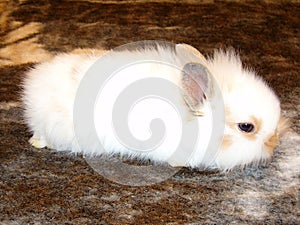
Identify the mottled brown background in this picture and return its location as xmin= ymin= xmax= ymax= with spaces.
xmin=0 ymin=0 xmax=299 ymax=224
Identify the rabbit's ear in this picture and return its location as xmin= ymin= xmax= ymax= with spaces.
xmin=181 ymin=62 xmax=212 ymax=114
xmin=176 ymin=44 xmax=207 ymax=62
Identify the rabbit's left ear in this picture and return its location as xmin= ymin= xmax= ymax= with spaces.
xmin=181 ymin=63 xmax=212 ymax=114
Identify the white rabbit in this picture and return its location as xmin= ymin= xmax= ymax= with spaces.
xmin=22 ymin=41 xmax=287 ymax=170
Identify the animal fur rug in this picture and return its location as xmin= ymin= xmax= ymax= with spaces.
xmin=0 ymin=0 xmax=299 ymax=224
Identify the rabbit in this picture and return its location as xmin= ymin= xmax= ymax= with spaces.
xmin=22 ymin=41 xmax=288 ymax=170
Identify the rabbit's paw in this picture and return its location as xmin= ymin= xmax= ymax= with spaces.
xmin=29 ymin=135 xmax=48 ymax=149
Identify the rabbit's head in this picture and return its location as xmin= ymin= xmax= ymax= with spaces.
xmin=180 ymin=48 xmax=288 ymax=170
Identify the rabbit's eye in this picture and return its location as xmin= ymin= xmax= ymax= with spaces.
xmin=238 ymin=123 xmax=255 ymax=133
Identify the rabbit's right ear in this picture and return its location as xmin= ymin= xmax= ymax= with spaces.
xmin=181 ymin=63 xmax=212 ymax=114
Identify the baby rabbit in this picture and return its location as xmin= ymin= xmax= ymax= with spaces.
xmin=22 ymin=41 xmax=287 ymax=170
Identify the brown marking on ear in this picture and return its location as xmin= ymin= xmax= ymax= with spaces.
xmin=176 ymin=44 xmax=207 ymax=62
xmin=221 ymin=134 xmax=232 ymax=150
xmin=264 ymin=133 xmax=279 ymax=154
xmin=277 ymin=115 xmax=289 ymax=137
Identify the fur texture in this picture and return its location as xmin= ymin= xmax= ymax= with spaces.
xmin=22 ymin=43 xmax=285 ymax=170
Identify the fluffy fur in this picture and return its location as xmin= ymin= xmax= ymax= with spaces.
xmin=22 ymin=42 xmax=285 ymax=170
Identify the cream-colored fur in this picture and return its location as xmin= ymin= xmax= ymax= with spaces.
xmin=22 ymin=42 xmax=284 ymax=170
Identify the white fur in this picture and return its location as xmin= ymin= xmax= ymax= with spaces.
xmin=22 ymin=43 xmax=282 ymax=170
xmin=206 ymin=50 xmax=281 ymax=169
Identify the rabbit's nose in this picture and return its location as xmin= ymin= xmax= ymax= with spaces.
xmin=264 ymin=133 xmax=279 ymax=154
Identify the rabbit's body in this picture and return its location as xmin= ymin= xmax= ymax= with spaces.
xmin=22 ymin=42 xmax=285 ymax=170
